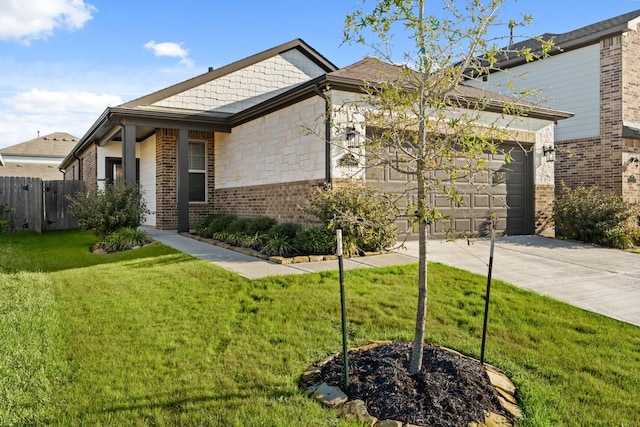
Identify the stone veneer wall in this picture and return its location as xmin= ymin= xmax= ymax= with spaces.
xmin=155 ymin=128 xmax=215 ymax=230
xmin=214 ymin=179 xmax=326 ymax=226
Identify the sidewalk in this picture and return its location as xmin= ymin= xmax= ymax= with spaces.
xmin=144 ymin=228 xmax=640 ymax=327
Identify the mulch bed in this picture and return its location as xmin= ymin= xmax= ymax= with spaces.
xmin=319 ymin=342 xmax=516 ymax=426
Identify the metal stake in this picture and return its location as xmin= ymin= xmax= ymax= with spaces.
xmin=336 ymin=229 xmax=349 ymax=391
xmin=480 ymin=227 xmax=496 ymax=364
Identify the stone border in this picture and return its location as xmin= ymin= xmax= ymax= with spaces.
xmin=183 ymin=233 xmax=390 ymax=264
xmin=299 ymin=341 xmax=521 ymax=427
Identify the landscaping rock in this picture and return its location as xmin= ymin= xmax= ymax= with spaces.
xmin=375 ymin=420 xmax=403 ymax=427
xmin=292 ymin=255 xmax=310 ymax=263
xmin=338 ymin=399 xmax=378 ymax=425
xmin=313 ymin=382 xmax=348 ymax=408
xmin=300 ymin=367 xmax=321 ymax=383
xmin=484 ymin=365 xmax=517 ymax=395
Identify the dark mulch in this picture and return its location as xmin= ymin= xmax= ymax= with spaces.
xmin=319 ymin=342 xmax=515 ymax=427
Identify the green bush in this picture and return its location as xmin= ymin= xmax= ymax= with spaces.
xmin=305 ymin=184 xmax=398 ymax=255
xmin=226 ymin=218 xmax=252 ymax=235
xmin=261 ymin=234 xmax=294 ymax=257
xmin=0 ymin=203 xmax=13 ymax=233
xmin=267 ymin=222 xmax=302 ymax=241
xmin=194 ymin=214 xmax=217 ymax=237
xmin=99 ymin=227 xmax=151 ymax=252
xmin=207 ymin=214 xmax=238 ymax=235
xmin=68 ymin=183 xmax=149 ymax=239
xmin=297 ymin=226 xmax=336 ymax=255
xmin=553 ymin=185 xmax=639 ymax=249
xmin=245 ymin=216 xmax=277 ymax=236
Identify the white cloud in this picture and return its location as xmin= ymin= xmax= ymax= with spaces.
xmin=0 ymin=0 xmax=96 ymax=43
xmin=145 ymin=40 xmax=195 ymax=67
xmin=0 ymin=89 xmax=121 ymax=147
xmin=4 ymin=88 xmax=120 ymax=113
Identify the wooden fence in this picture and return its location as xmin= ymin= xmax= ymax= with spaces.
xmin=0 ymin=177 xmax=84 ymax=233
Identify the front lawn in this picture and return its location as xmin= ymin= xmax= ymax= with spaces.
xmin=1 ymin=230 xmax=638 ymax=426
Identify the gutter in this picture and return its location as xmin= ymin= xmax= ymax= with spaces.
xmin=314 ymin=83 xmax=332 ymax=184
xmin=60 ymin=107 xmax=112 ymax=172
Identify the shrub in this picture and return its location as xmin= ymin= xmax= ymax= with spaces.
xmin=0 ymin=203 xmax=13 ymax=233
xmin=268 ymin=222 xmax=302 ymax=241
xmin=553 ymin=185 xmax=639 ymax=249
xmin=245 ymin=216 xmax=277 ymax=236
xmin=194 ymin=214 xmax=217 ymax=237
xmin=68 ymin=183 xmax=149 ymax=239
xmin=226 ymin=217 xmax=252 ymax=235
xmin=305 ymin=184 xmax=398 ymax=255
xmin=261 ymin=234 xmax=294 ymax=257
xmin=207 ymin=214 xmax=238 ymax=235
xmin=297 ymin=226 xmax=336 ymax=255
xmin=99 ymin=227 xmax=151 ymax=252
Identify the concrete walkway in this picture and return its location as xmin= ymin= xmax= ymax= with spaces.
xmin=144 ymin=228 xmax=640 ymax=327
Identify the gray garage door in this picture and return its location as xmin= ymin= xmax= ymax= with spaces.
xmin=365 ymin=143 xmax=533 ymax=239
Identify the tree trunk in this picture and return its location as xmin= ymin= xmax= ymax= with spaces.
xmin=409 ymin=171 xmax=428 ymax=374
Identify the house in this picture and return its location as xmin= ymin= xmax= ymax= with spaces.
xmin=469 ymin=9 xmax=640 ymax=203
xmin=0 ymin=132 xmax=78 ymax=180
xmin=60 ymin=39 xmax=571 ymax=237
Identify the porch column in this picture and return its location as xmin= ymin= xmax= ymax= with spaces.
xmin=177 ymin=128 xmax=190 ymax=232
xmin=122 ymin=124 xmax=137 ymax=184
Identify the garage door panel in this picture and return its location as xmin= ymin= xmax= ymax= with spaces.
xmin=473 ymin=194 xmax=490 ymax=208
xmin=365 ymin=143 xmax=533 ymax=239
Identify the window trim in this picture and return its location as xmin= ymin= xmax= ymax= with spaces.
xmin=188 ymin=140 xmax=207 ymax=203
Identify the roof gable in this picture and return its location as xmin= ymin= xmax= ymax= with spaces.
xmin=122 ymin=39 xmax=337 ymax=113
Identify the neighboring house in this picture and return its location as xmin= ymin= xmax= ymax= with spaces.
xmin=0 ymin=132 xmax=78 ymax=180
xmin=469 ymin=9 xmax=640 ymax=203
xmin=60 ymin=39 xmax=570 ymax=237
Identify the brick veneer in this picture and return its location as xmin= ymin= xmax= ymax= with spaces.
xmin=66 ymin=144 xmax=97 ymax=188
xmin=555 ymin=30 xmax=640 ymax=202
xmin=534 ymin=184 xmax=555 ymax=235
xmin=214 ymin=179 xmax=326 ymax=226
xmin=82 ymin=144 xmax=97 ymax=188
xmin=155 ymin=128 xmax=215 ymax=230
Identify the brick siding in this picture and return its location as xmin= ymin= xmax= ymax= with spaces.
xmin=534 ymin=184 xmax=555 ymax=235
xmin=555 ymin=35 xmax=626 ymax=197
xmin=214 ymin=179 xmax=326 ymax=226
xmin=155 ymin=128 xmax=215 ymax=230
xmin=66 ymin=144 xmax=97 ymax=188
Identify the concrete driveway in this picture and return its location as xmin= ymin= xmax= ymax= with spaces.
xmin=405 ymin=236 xmax=640 ymax=327
xmin=145 ymin=228 xmax=640 ymax=327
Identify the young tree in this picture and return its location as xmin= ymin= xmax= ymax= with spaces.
xmin=343 ymin=0 xmax=553 ymax=373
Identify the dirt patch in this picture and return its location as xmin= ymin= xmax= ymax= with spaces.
xmin=318 ymin=342 xmax=516 ymax=426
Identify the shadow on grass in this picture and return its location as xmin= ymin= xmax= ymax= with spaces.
xmin=0 ymin=230 xmax=198 ymax=274
xmin=99 ymin=390 xmax=255 ymax=414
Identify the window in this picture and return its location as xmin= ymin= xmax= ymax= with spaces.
xmin=189 ymin=141 xmax=206 ymax=202
xmin=105 ymin=157 xmax=139 ymax=183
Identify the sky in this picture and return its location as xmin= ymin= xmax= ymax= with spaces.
xmin=1 ymin=0 xmax=640 ymax=149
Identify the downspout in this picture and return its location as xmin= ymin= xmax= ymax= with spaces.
xmin=314 ymin=83 xmax=332 ymax=184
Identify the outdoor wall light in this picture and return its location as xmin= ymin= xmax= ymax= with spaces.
xmin=345 ymin=126 xmax=359 ymax=148
xmin=543 ymin=145 xmax=556 ymax=162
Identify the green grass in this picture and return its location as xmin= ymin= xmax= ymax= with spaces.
xmin=1 ymin=230 xmax=639 ymax=426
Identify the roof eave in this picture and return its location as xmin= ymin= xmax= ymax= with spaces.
xmin=121 ymin=39 xmax=338 ymax=109
xmin=497 ymin=21 xmax=635 ymax=69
